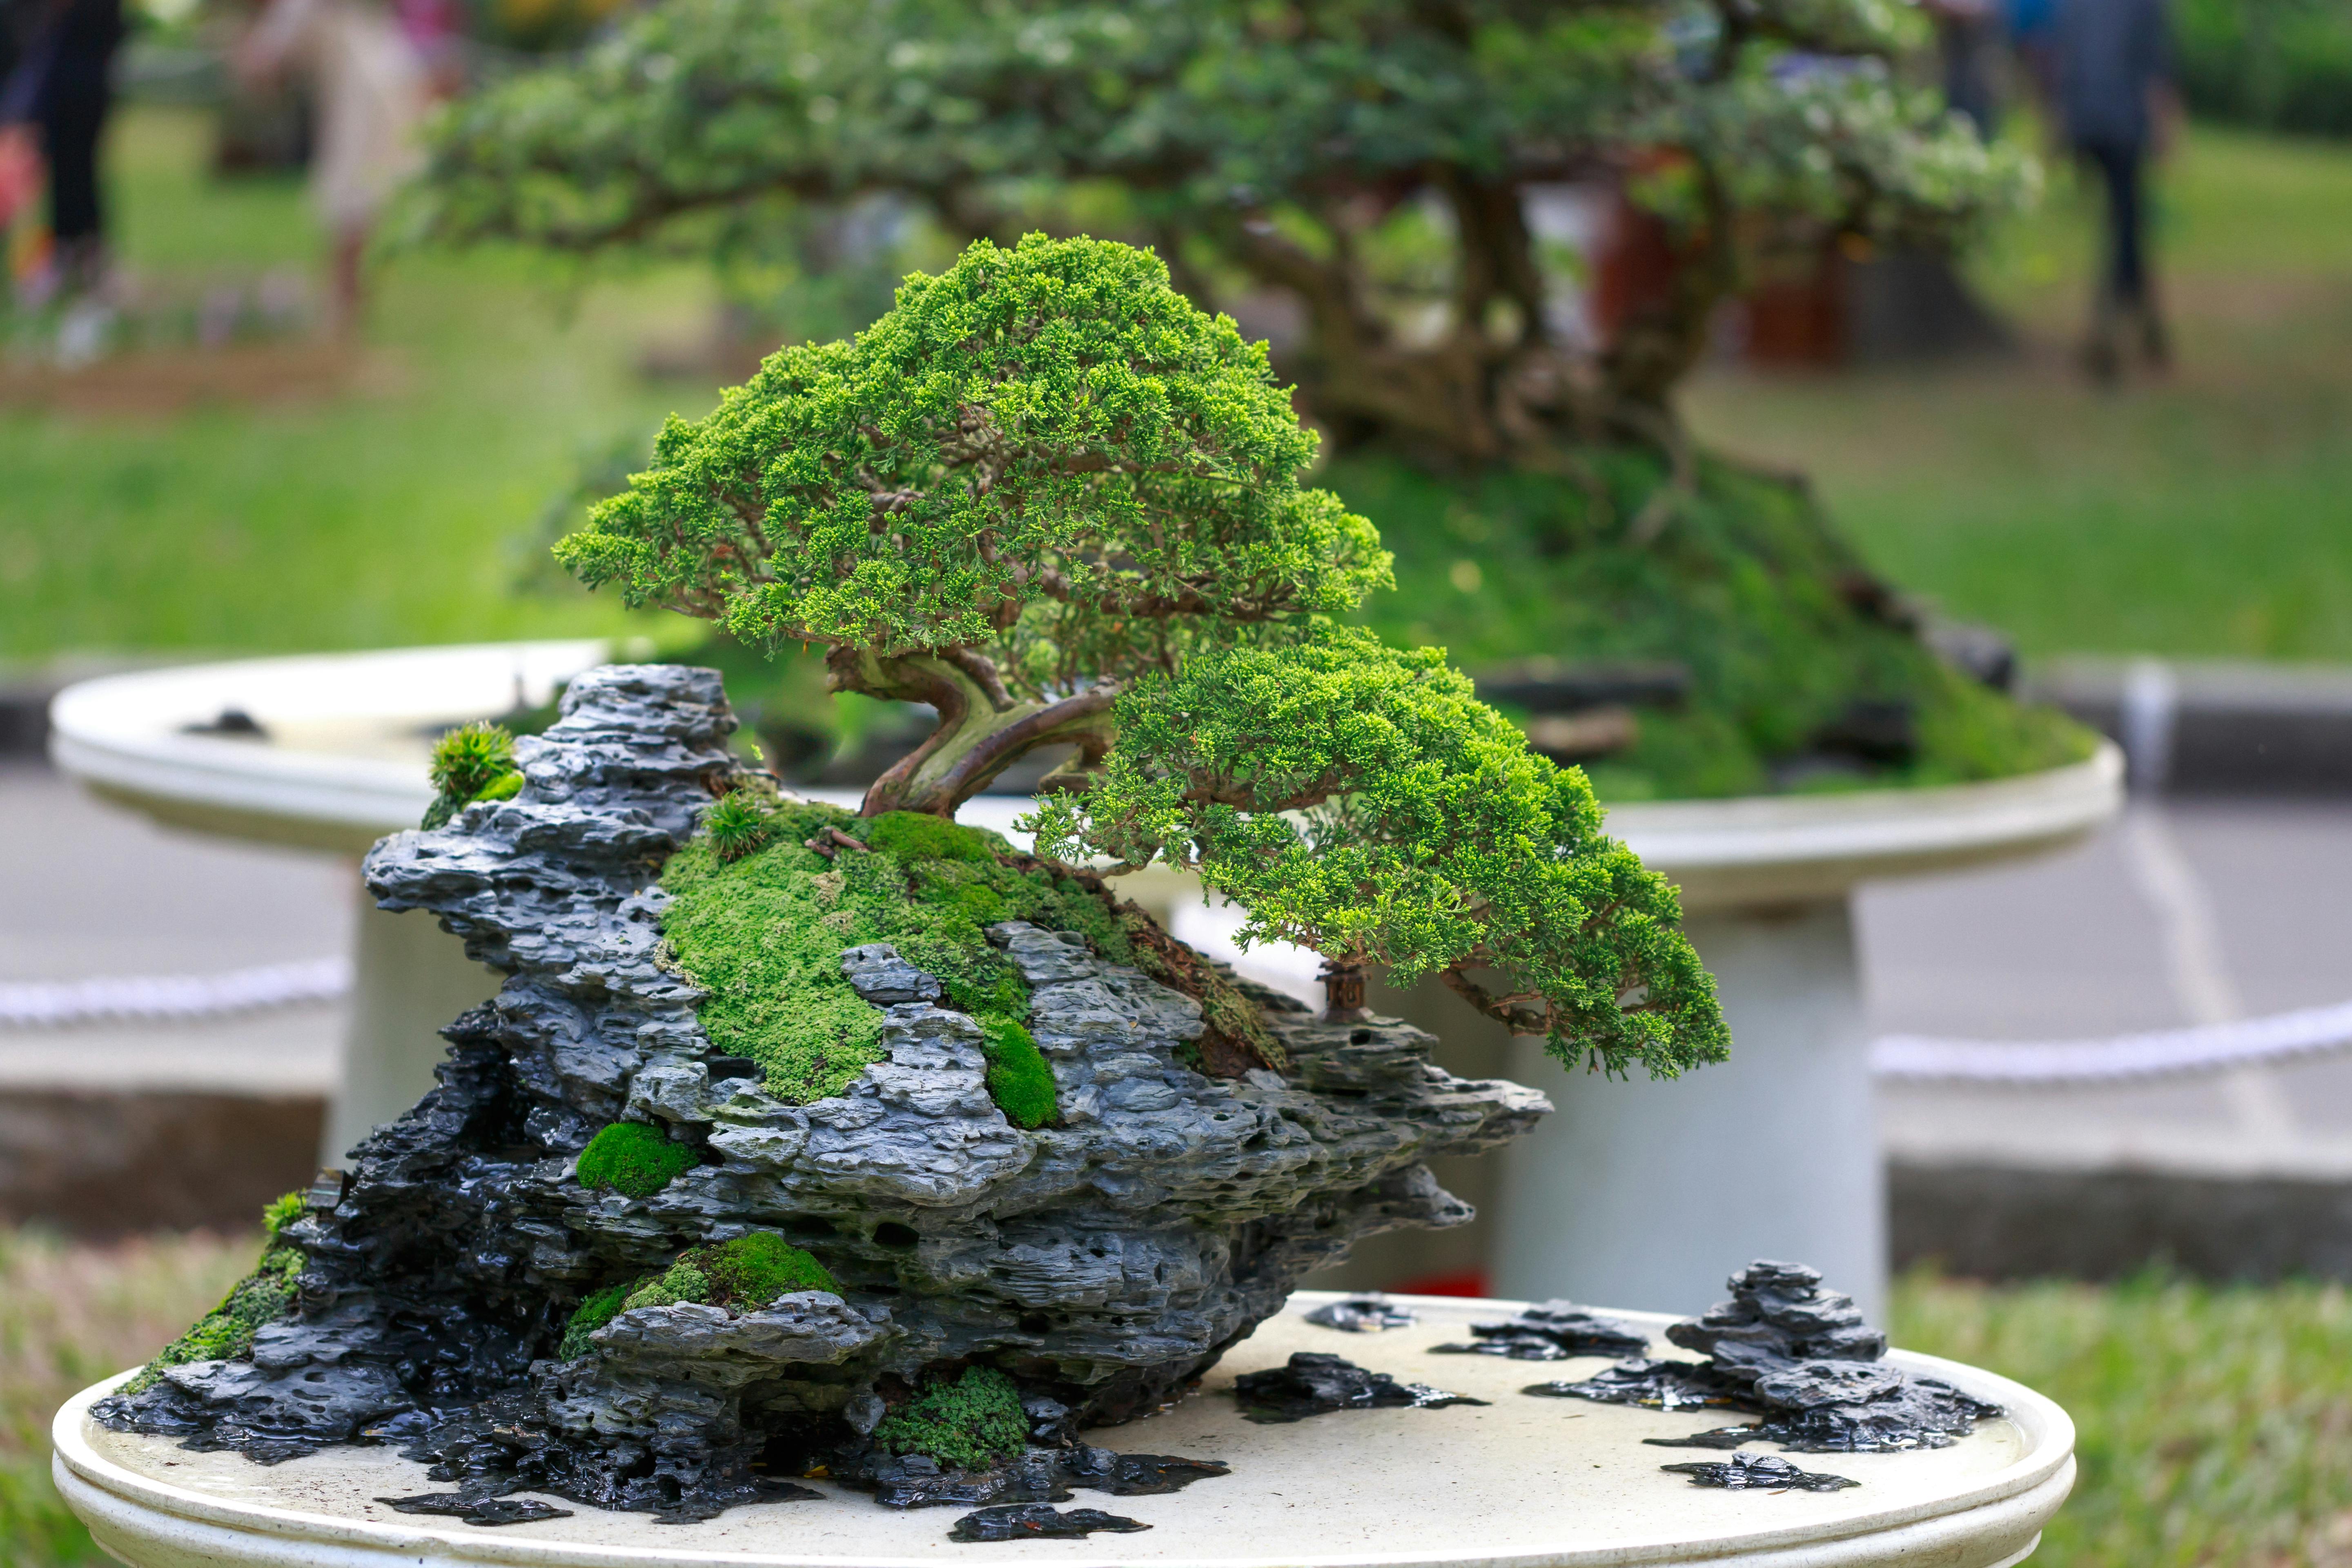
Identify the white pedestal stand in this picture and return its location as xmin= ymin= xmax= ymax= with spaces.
xmin=47 ymin=643 xmax=611 ymax=1165
xmin=53 ymin=1292 xmax=2075 ymax=1568
xmin=1182 ymin=754 xmax=2125 ymax=1322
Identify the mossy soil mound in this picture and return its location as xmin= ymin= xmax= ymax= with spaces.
xmin=1339 ymin=451 xmax=2099 ymax=802
xmin=657 ymin=795 xmax=1271 ymax=1111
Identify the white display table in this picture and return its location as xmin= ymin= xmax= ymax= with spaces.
xmin=48 ymin=645 xmax=2125 ymax=1316
xmin=53 ymin=1292 xmax=2074 ymax=1568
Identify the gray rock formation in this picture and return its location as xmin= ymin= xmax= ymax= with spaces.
xmin=95 ymin=664 xmax=1549 ymax=1519
xmin=1530 ymin=1259 xmax=2002 ymax=1452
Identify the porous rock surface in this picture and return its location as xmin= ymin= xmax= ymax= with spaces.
xmin=95 ymin=664 xmax=1549 ymax=1517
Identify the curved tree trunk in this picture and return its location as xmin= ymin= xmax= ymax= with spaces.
xmin=828 ymin=646 xmax=1118 ymax=818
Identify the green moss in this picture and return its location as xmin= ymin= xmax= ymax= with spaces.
xmin=873 ymin=1366 xmax=1030 ymax=1471
xmin=976 ymin=1015 xmax=1056 ymax=1129
xmin=261 ymin=1189 xmax=306 ymax=1240
xmin=659 ymin=797 xmax=1177 ymax=1112
xmin=701 ymin=1231 xmax=840 ymax=1302
xmin=423 ymin=721 xmax=524 ymax=828
xmin=1339 ymin=452 xmax=2100 ymax=801
xmin=611 ymin=1233 xmax=840 ymax=1321
xmin=577 ymin=1120 xmax=699 ymax=1198
xmin=623 ymin=1263 xmax=711 ymax=1311
xmin=558 ymin=1281 xmax=633 ymax=1359
xmin=862 ymin=811 xmax=998 ymax=864
xmin=122 ymin=1192 xmax=307 ymax=1394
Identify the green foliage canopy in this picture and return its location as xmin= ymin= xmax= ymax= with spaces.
xmin=419 ymin=0 xmax=2027 ymax=444
xmin=1030 ymin=625 xmax=1724 ymax=1074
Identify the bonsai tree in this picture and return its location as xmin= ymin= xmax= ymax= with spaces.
xmin=416 ymin=0 xmax=2089 ymax=800
xmin=559 ymin=232 xmax=1724 ymax=1075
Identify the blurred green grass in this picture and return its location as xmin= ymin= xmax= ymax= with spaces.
xmin=0 ymin=107 xmax=711 ymax=662
xmin=1684 ymin=125 xmax=2352 ymax=664
xmin=6 ymin=1231 xmax=2348 ymax=1567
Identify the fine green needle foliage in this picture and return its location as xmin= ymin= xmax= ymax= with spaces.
xmin=702 ymin=787 xmax=776 ymax=863
xmin=554 ymin=233 xmax=1386 ymax=667
xmin=576 ymin=1122 xmax=701 ymax=1198
xmin=120 ymin=1194 xmax=307 ymax=1395
xmin=1031 ymin=625 xmax=1724 ymax=1076
xmin=872 ymin=1366 xmax=1029 ymax=1472
xmin=424 ymin=721 xmax=523 ymax=829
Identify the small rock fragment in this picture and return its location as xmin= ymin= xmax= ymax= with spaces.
xmin=949 ymin=1504 xmax=1151 ymax=1542
xmin=1432 ymin=1300 xmax=1648 ymax=1360
xmin=378 ymin=1492 xmax=576 ymax=1526
xmin=1234 ymin=1352 xmax=1489 ymax=1423
xmin=1660 ymin=1453 xmax=1859 ymax=1493
xmin=1305 ymin=1295 xmax=1417 ymax=1333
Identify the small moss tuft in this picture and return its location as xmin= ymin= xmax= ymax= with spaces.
xmin=703 ymin=787 xmax=775 ymax=863
xmin=261 ymin=1188 xmax=306 ymax=1240
xmin=558 ymin=1282 xmax=634 ymax=1359
xmin=701 ymin=1231 xmax=840 ymax=1303
xmin=613 ymin=1233 xmax=840 ymax=1319
xmin=976 ymin=1015 xmax=1056 ymax=1129
xmin=862 ymin=811 xmax=999 ymax=864
xmin=622 ymin=1263 xmax=711 ymax=1312
xmin=577 ymin=1121 xmax=699 ymax=1198
xmin=424 ymin=721 xmax=522 ymax=829
xmin=873 ymin=1365 xmax=1030 ymax=1471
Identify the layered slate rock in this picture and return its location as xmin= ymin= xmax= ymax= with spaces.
xmin=1529 ymin=1260 xmax=2002 ymax=1453
xmin=96 ymin=664 xmax=1549 ymax=1520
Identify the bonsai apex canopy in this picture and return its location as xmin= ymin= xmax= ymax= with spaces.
xmin=54 ymin=1292 xmax=2075 ymax=1568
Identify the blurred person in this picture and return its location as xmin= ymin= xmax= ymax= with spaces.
xmin=234 ymin=0 xmax=424 ymax=336
xmin=1927 ymin=0 xmax=2001 ymax=137
xmin=2054 ymin=0 xmax=2178 ymax=382
xmin=0 ymin=0 xmax=126 ymax=303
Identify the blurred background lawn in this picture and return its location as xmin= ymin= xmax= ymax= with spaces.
xmin=3 ymin=109 xmax=2350 ymax=665
xmin=6 ymin=1227 xmax=2348 ymax=1568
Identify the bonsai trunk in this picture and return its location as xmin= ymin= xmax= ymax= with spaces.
xmin=828 ymin=646 xmax=1117 ymax=818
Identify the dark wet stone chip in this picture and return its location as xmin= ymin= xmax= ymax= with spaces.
xmin=1661 ymin=1453 xmax=1860 ymax=1492
xmin=379 ymin=1492 xmax=577 ymax=1526
xmin=949 ymin=1504 xmax=1152 ymax=1541
xmin=852 ymin=1444 xmax=1228 ymax=1510
xmin=1235 ymin=1352 xmax=1489 ymax=1423
xmin=1305 ymin=1296 xmax=1418 ymax=1333
xmin=1431 ymin=1301 xmax=1650 ymax=1361
xmin=1526 ymin=1358 xmax=1748 ymax=1412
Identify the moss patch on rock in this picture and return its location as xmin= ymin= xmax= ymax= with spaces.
xmin=122 ymin=1192 xmax=307 ymax=1394
xmin=658 ymin=794 xmax=1275 ymax=1108
xmin=423 ymin=721 xmax=524 ymax=829
xmin=873 ymin=1365 xmax=1029 ymax=1471
xmin=559 ymin=1281 xmax=634 ymax=1359
xmin=609 ymin=1233 xmax=840 ymax=1323
xmin=576 ymin=1120 xmax=699 ymax=1198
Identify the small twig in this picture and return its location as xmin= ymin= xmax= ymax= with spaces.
xmin=803 ymin=827 xmax=872 ymax=860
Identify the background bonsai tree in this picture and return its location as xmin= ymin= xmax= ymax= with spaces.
xmin=417 ymin=0 xmax=2092 ymax=800
xmin=559 ymin=232 xmax=1725 ymax=1074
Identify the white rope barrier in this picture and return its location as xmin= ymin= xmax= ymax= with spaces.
xmin=6 ymin=949 xmax=2352 ymax=1087
xmin=1871 ymin=1000 xmax=2352 ymax=1085
xmin=0 ymin=958 xmax=352 ymax=1028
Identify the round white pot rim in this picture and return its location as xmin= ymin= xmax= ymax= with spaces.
xmin=53 ymin=1292 xmax=2075 ymax=1568
xmin=47 ymin=644 xmax=2122 ymax=902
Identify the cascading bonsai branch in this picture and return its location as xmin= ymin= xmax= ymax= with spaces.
xmin=558 ymin=233 xmax=1723 ymax=1073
